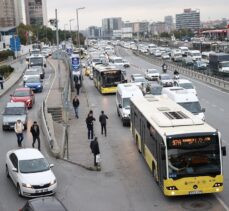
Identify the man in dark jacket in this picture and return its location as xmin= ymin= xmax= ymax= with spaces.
xmin=72 ymin=95 xmax=80 ymax=118
xmin=90 ymin=137 xmax=100 ymax=166
xmin=99 ymin=110 xmax=108 ymax=136
xmin=30 ymin=121 xmax=40 ymax=150
xmin=86 ymin=110 xmax=96 ymax=140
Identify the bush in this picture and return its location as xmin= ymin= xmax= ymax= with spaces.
xmin=0 ymin=65 xmax=14 ymax=78
xmin=0 ymin=50 xmax=14 ymax=62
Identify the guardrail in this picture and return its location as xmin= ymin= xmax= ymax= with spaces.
xmin=133 ymin=50 xmax=229 ymax=92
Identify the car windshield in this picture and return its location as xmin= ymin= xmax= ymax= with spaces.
xmin=193 ymin=53 xmax=201 ymax=57
xmin=134 ymin=77 xmax=145 ymax=82
xmin=14 ymin=90 xmax=30 ymax=97
xmin=19 ymin=158 xmax=50 ymax=173
xmin=151 ymin=86 xmax=162 ymax=95
xmin=221 ymin=62 xmax=229 ymax=68
xmin=148 ymin=69 xmax=158 ymax=73
xmin=123 ymin=98 xmax=130 ymax=109
xmin=26 ymin=77 xmax=40 ymax=83
xmin=114 ymin=59 xmax=123 ymax=63
xmin=161 ymin=75 xmax=171 ymax=80
xmin=30 ymin=57 xmax=43 ymax=66
xmin=4 ymin=107 xmax=25 ymax=115
xmin=179 ymin=101 xmax=201 ymax=114
xmin=25 ymin=71 xmax=39 ymax=76
xmin=180 ymin=83 xmax=194 ymax=90
xmin=167 ymin=135 xmax=220 ymax=179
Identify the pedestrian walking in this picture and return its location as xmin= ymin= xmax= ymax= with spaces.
xmin=30 ymin=121 xmax=40 ymax=150
xmin=0 ymin=73 xmax=4 ymax=89
xmin=75 ymin=80 xmax=81 ymax=95
xmin=90 ymin=137 xmax=100 ymax=166
xmin=86 ymin=110 xmax=96 ymax=140
xmin=72 ymin=95 xmax=80 ymax=118
xmin=14 ymin=119 xmax=24 ymax=147
xmin=99 ymin=110 xmax=108 ymax=136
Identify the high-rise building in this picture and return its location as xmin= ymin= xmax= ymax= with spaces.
xmin=87 ymin=26 xmax=102 ymax=38
xmin=24 ymin=0 xmax=47 ymax=26
xmin=176 ymin=9 xmax=200 ymax=30
xmin=102 ymin=17 xmax=122 ymax=38
xmin=0 ymin=0 xmax=16 ymax=27
xmin=164 ymin=15 xmax=174 ymax=32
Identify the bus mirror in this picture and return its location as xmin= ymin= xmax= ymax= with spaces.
xmin=222 ymin=146 xmax=226 ymax=156
xmin=202 ymin=108 xmax=206 ymax=112
xmin=119 ymin=104 xmax=122 ymax=108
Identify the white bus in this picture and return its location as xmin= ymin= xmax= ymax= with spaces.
xmin=130 ymin=95 xmax=226 ymax=196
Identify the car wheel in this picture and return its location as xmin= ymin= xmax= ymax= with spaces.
xmin=17 ymin=184 xmax=22 ymax=196
xmin=6 ymin=165 xmax=9 ymax=178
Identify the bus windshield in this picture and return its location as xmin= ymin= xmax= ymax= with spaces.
xmin=167 ymin=135 xmax=220 ymax=179
xmin=30 ymin=57 xmax=43 ymax=66
xmin=101 ymin=71 xmax=122 ymax=87
xmin=179 ymin=101 xmax=201 ymax=114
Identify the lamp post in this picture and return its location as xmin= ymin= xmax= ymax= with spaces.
xmin=76 ymin=7 xmax=85 ymax=48
xmin=69 ymin=19 xmax=74 ymax=42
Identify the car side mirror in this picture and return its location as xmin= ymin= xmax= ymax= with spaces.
xmin=12 ymin=167 xmax=17 ymax=172
xmin=50 ymin=164 xmax=54 ymax=168
xmin=119 ymin=104 xmax=122 ymax=108
xmin=202 ymin=108 xmax=206 ymax=112
xmin=222 ymin=146 xmax=226 ymax=156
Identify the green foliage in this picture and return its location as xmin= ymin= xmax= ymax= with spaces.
xmin=172 ymin=29 xmax=194 ymax=40
xmin=0 ymin=65 xmax=14 ymax=78
xmin=160 ymin=32 xmax=170 ymax=38
xmin=0 ymin=50 xmax=14 ymax=62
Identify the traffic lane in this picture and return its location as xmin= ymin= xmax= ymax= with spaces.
xmin=0 ymin=63 xmax=54 ymax=210
xmin=80 ymin=77 xmax=225 ymax=211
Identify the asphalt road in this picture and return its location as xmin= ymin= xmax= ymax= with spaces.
xmin=0 ymin=51 xmax=228 ymax=211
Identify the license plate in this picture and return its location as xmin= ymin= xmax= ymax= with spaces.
xmin=189 ymin=190 xmax=202 ymax=195
xmin=35 ymin=188 xmax=48 ymax=193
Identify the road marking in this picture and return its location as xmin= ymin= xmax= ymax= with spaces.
xmin=215 ymin=195 xmax=229 ymax=211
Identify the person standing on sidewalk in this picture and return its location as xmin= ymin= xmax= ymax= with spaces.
xmin=74 ymin=74 xmax=81 ymax=95
xmin=14 ymin=119 xmax=24 ymax=147
xmin=90 ymin=137 xmax=100 ymax=166
xmin=72 ymin=95 xmax=80 ymax=118
xmin=86 ymin=110 xmax=96 ymax=140
xmin=99 ymin=110 xmax=108 ymax=136
xmin=30 ymin=121 xmax=40 ymax=151
xmin=0 ymin=73 xmax=4 ymax=89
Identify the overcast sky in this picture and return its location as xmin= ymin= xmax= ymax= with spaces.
xmin=46 ymin=0 xmax=229 ymax=30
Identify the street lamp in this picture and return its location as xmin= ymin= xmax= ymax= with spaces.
xmin=76 ymin=7 xmax=85 ymax=48
xmin=69 ymin=19 xmax=74 ymax=42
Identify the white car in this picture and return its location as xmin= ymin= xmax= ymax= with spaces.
xmin=6 ymin=148 xmax=57 ymax=197
xmin=145 ymin=69 xmax=160 ymax=81
xmin=173 ymin=79 xmax=197 ymax=95
xmin=158 ymin=74 xmax=173 ymax=87
xmin=23 ymin=68 xmax=42 ymax=83
xmin=161 ymin=53 xmax=170 ymax=60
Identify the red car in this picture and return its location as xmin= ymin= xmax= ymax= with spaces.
xmin=10 ymin=87 xmax=35 ymax=109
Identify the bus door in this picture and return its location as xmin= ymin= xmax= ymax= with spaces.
xmin=157 ymin=141 xmax=166 ymax=187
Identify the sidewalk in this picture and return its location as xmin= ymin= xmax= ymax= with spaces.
xmin=48 ymin=57 xmax=95 ymax=169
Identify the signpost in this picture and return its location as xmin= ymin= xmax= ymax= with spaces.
xmin=10 ymin=35 xmax=21 ymax=58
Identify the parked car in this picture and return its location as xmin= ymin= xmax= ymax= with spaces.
xmin=19 ymin=196 xmax=67 ymax=211
xmin=173 ymin=79 xmax=197 ymax=95
xmin=24 ymin=76 xmax=43 ymax=93
xmin=193 ymin=60 xmax=208 ymax=71
xmin=2 ymin=102 xmax=28 ymax=131
xmin=145 ymin=69 xmax=160 ymax=81
xmin=10 ymin=87 xmax=35 ymax=109
xmin=6 ymin=148 xmax=57 ymax=197
xmin=158 ymin=74 xmax=173 ymax=87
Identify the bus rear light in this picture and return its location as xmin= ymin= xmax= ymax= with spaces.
xmin=213 ymin=183 xmax=223 ymax=187
xmin=166 ymin=186 xmax=178 ymax=190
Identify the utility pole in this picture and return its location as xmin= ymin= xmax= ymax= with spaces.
xmin=55 ymin=9 xmax=61 ymax=89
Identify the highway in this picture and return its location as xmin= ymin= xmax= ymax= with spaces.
xmin=0 ymin=50 xmax=228 ymax=210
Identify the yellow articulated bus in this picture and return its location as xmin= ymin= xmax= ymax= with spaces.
xmin=130 ymin=95 xmax=226 ymax=196
xmin=93 ymin=64 xmax=126 ymax=94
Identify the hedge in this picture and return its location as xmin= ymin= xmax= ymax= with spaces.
xmin=0 ymin=65 xmax=14 ymax=78
xmin=0 ymin=50 xmax=14 ymax=62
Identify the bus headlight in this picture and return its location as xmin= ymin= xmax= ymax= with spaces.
xmin=213 ymin=183 xmax=223 ymax=187
xmin=166 ymin=186 xmax=178 ymax=190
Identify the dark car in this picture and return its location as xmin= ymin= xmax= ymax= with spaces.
xmin=19 ymin=196 xmax=67 ymax=211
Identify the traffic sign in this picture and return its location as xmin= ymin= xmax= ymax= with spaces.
xmin=10 ymin=36 xmax=21 ymax=52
